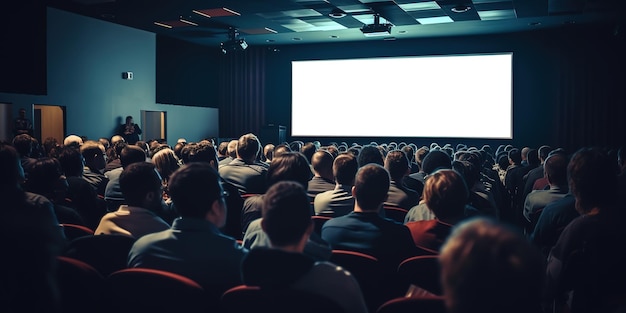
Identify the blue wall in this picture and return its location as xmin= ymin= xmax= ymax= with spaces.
xmin=0 ymin=7 xmax=218 ymax=143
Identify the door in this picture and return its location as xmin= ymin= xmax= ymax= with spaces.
xmin=141 ymin=110 xmax=166 ymax=142
xmin=0 ymin=102 xmax=12 ymax=142
xmin=33 ymin=104 xmax=66 ymax=145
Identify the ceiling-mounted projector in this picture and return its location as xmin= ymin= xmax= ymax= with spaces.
xmin=360 ymin=14 xmax=392 ymax=37
xmin=221 ymin=27 xmax=248 ymax=54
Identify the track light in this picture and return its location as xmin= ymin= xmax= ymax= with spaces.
xmin=360 ymin=14 xmax=392 ymax=37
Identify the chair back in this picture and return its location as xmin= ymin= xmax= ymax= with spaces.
xmin=106 ymin=268 xmax=209 ymax=313
xmin=383 ymin=205 xmax=409 ymax=223
xmin=60 ymin=223 xmax=94 ymax=241
xmin=397 ymin=255 xmax=443 ymax=295
xmin=311 ymin=215 xmax=332 ymax=236
xmin=376 ymin=296 xmax=446 ymax=313
xmin=221 ymin=285 xmax=345 ymax=313
xmin=330 ymin=250 xmax=390 ymax=312
xmin=56 ymin=256 xmax=105 ymax=313
xmin=63 ymin=234 xmax=136 ymax=276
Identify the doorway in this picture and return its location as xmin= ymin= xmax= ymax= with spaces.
xmin=33 ymin=104 xmax=66 ymax=145
xmin=141 ymin=110 xmax=167 ymax=142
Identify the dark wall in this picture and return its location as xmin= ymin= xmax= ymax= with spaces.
xmin=0 ymin=0 xmax=47 ymax=95
xmin=156 ymin=35 xmax=221 ymax=107
xmin=261 ymin=23 xmax=625 ymax=151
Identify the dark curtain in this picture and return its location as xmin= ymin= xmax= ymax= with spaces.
xmin=555 ymin=24 xmax=626 ymax=152
xmin=218 ymin=47 xmax=267 ymax=139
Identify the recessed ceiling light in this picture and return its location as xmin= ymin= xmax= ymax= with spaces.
xmin=398 ymin=30 xmax=407 ymax=34
xmin=329 ymin=8 xmax=347 ymax=18
xmin=292 ymin=37 xmax=302 ymax=41
xmin=451 ymin=4 xmax=471 ymax=13
xmin=330 ymin=35 xmax=338 ymax=38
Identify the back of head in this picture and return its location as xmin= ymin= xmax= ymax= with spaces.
xmin=544 ymin=152 xmax=568 ymax=187
xmin=263 ymin=143 xmax=275 ymax=162
xmin=423 ymin=169 xmax=468 ymax=221
xmin=0 ymin=144 xmax=24 ymax=188
xmin=120 ymin=162 xmax=162 ymax=207
xmin=236 ymin=133 xmax=261 ymax=161
xmin=120 ymin=145 xmax=147 ymax=168
xmin=151 ymin=148 xmax=180 ymax=181
xmin=333 ymin=153 xmax=358 ymax=185
xmin=227 ymin=140 xmax=238 ymax=158
xmin=63 ymin=134 xmax=83 ymax=147
xmin=262 ymin=181 xmax=312 ymax=247
xmin=80 ymin=140 xmax=106 ymax=170
xmin=12 ymin=134 xmax=33 ymax=156
xmin=354 ymin=163 xmax=390 ymax=212
xmin=273 ymin=143 xmax=291 ymax=159
xmin=24 ymin=157 xmax=64 ymax=196
xmin=267 ymin=152 xmax=312 ymax=188
xmin=357 ymin=145 xmax=384 ymax=167
xmin=168 ymin=162 xmax=222 ymax=218
xmin=300 ymin=142 xmax=317 ymax=163
xmin=218 ymin=141 xmax=229 ymax=156
xmin=311 ymin=150 xmax=334 ymax=175
xmin=568 ymin=147 xmax=618 ymax=214
xmin=527 ymin=149 xmax=539 ymax=167
xmin=538 ymin=145 xmax=552 ymax=162
xmin=187 ymin=141 xmax=218 ymax=165
xmin=58 ymin=145 xmax=83 ymax=177
xmin=384 ymin=150 xmax=410 ymax=181
xmin=422 ymin=150 xmax=452 ymax=175
xmin=508 ymin=148 xmax=522 ymax=165
xmin=439 ymin=218 xmax=544 ymax=313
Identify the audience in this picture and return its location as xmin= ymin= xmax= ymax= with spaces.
xmin=314 ymin=153 xmax=359 ymax=217
xmin=128 ymin=162 xmax=247 ymax=301
xmin=241 ymin=181 xmax=368 ymax=313
xmin=545 ymin=147 xmax=626 ymax=313
xmin=104 ymin=145 xmax=148 ymax=212
xmin=307 ymin=150 xmax=336 ymax=201
xmin=80 ymin=140 xmax=109 ymax=196
xmin=440 ymin=217 xmax=544 ymax=313
xmin=94 ymin=162 xmax=170 ymax=238
xmin=405 ymin=169 xmax=468 ymax=254
xmin=383 ymin=149 xmax=420 ymax=210
xmin=219 ymin=133 xmax=268 ymax=194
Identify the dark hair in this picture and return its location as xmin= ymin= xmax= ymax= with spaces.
xmin=120 ymin=162 xmax=162 ymax=206
xmin=508 ymin=148 xmax=521 ymax=165
xmin=120 ymin=145 xmax=146 ymax=168
xmin=384 ymin=150 xmax=410 ymax=181
xmin=267 ymin=152 xmax=312 ymax=188
xmin=300 ymin=142 xmax=317 ymax=163
xmin=354 ymin=163 xmax=390 ymax=211
xmin=218 ymin=141 xmax=229 ymax=156
xmin=422 ymin=150 xmax=452 ymax=175
xmin=168 ymin=162 xmax=222 ymax=218
xmin=12 ymin=134 xmax=33 ymax=157
xmin=568 ymin=147 xmax=618 ymax=213
xmin=544 ymin=153 xmax=568 ymax=187
xmin=357 ymin=145 xmax=384 ymax=167
xmin=333 ymin=153 xmax=358 ymax=185
xmin=58 ymin=145 xmax=83 ymax=177
xmin=262 ymin=181 xmax=312 ymax=247
xmin=187 ymin=141 xmax=218 ymax=165
xmin=311 ymin=150 xmax=334 ymax=174
xmin=24 ymin=157 xmax=65 ymax=198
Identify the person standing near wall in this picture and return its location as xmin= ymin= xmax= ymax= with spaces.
xmin=12 ymin=108 xmax=33 ymax=137
xmin=117 ymin=115 xmax=142 ymax=144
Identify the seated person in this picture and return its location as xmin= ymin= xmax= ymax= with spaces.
xmin=440 ymin=218 xmax=544 ymax=313
xmin=307 ymin=150 xmax=336 ymax=202
xmin=384 ymin=150 xmax=419 ymax=210
xmin=94 ymin=162 xmax=170 ymax=238
xmin=314 ymin=153 xmax=359 ymax=217
xmin=523 ymin=152 xmax=569 ymax=224
xmin=219 ymin=133 xmax=268 ymax=194
xmin=128 ymin=163 xmax=247 ymax=299
xmin=321 ymin=163 xmax=418 ymax=271
xmin=243 ymin=152 xmax=331 ymax=261
xmin=405 ymin=150 xmax=453 ymax=223
xmin=405 ymin=169 xmax=468 ymax=254
xmin=80 ymin=140 xmax=109 ymax=196
xmin=241 ymin=181 xmax=367 ymax=313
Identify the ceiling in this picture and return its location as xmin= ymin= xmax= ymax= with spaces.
xmin=46 ymin=0 xmax=625 ymax=49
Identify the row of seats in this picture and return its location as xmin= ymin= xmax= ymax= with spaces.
xmin=57 ymin=255 xmax=445 ymax=313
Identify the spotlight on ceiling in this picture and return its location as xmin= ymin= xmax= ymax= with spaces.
xmin=221 ymin=28 xmax=248 ymax=54
xmin=360 ymin=14 xmax=392 ymax=37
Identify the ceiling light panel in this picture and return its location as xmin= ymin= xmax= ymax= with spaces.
xmin=398 ymin=2 xmax=442 ymax=12
xmin=478 ymin=9 xmax=516 ymax=20
xmin=416 ymin=16 xmax=454 ymax=24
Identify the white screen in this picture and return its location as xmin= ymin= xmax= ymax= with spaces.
xmin=291 ymin=53 xmax=512 ymax=139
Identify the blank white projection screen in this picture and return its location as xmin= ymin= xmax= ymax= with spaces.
xmin=291 ymin=53 xmax=512 ymax=139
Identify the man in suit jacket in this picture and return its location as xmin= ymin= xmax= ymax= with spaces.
xmin=219 ymin=133 xmax=268 ymax=195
